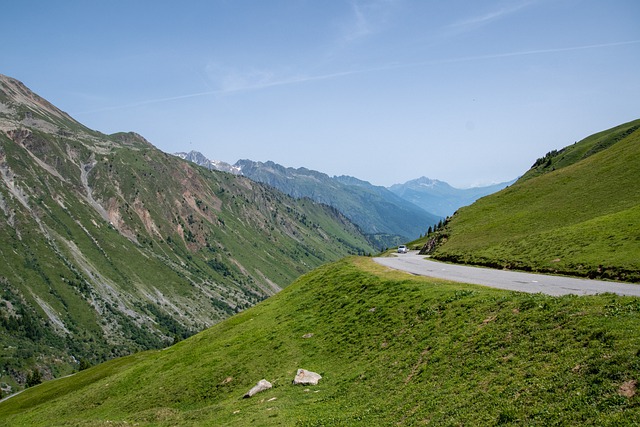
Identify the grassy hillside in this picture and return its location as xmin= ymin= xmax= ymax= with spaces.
xmin=419 ymin=119 xmax=640 ymax=282
xmin=521 ymin=120 xmax=640 ymax=182
xmin=0 ymin=74 xmax=375 ymax=393
xmin=2 ymin=257 xmax=639 ymax=425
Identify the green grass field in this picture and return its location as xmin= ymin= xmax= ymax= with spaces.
xmin=2 ymin=257 xmax=639 ymax=426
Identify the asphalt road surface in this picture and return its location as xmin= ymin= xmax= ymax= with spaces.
xmin=374 ymin=251 xmax=640 ymax=297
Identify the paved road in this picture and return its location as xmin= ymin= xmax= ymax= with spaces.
xmin=374 ymin=251 xmax=640 ymax=297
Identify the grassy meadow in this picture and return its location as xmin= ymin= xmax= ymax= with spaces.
xmin=2 ymin=257 xmax=639 ymax=426
xmin=417 ymin=119 xmax=640 ymax=282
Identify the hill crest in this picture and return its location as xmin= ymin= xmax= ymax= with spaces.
xmin=424 ymin=118 xmax=640 ymax=282
xmin=2 ymin=256 xmax=639 ymax=425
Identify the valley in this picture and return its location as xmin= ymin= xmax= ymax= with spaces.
xmin=0 ymin=73 xmax=638 ymax=425
xmin=0 ymin=74 xmax=375 ymax=394
xmin=3 ymin=1 xmax=639 ymax=424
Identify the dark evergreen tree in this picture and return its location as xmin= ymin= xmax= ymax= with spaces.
xmin=26 ymin=369 xmax=42 ymax=387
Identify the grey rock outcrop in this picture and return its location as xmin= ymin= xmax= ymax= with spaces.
xmin=243 ymin=379 xmax=272 ymax=398
xmin=293 ymin=369 xmax=322 ymax=385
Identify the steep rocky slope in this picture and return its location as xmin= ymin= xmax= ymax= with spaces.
xmin=174 ymin=152 xmax=442 ymax=248
xmin=0 ymin=74 xmax=374 ymax=392
xmin=234 ymin=159 xmax=440 ymax=248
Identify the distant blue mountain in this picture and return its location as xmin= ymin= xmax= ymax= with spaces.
xmin=388 ymin=176 xmax=515 ymax=217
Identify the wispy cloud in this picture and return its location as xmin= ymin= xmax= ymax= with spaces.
xmin=438 ymin=39 xmax=640 ymax=63
xmin=345 ymin=1 xmax=372 ymax=42
xmin=213 ymin=39 xmax=640 ymax=91
xmin=206 ymin=67 xmax=366 ymax=94
xmin=340 ymin=0 xmax=400 ymax=43
xmin=205 ymin=63 xmax=279 ymax=93
xmin=72 ymin=68 xmax=367 ymax=115
xmin=72 ymin=39 xmax=640 ymax=115
xmin=445 ymin=1 xmax=537 ymax=36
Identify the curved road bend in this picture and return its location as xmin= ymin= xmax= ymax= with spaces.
xmin=374 ymin=251 xmax=640 ymax=297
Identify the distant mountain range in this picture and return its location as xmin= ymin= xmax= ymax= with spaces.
xmin=174 ymin=151 xmax=241 ymax=174
xmin=175 ymin=153 xmax=438 ymax=247
xmin=388 ymin=177 xmax=515 ymax=217
xmin=174 ymin=151 xmax=513 ymax=243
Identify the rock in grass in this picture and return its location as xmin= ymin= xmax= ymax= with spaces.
xmin=243 ymin=379 xmax=272 ymax=398
xmin=293 ymin=369 xmax=322 ymax=385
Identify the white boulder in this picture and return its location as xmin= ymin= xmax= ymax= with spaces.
xmin=243 ymin=379 xmax=272 ymax=398
xmin=293 ymin=369 xmax=322 ymax=385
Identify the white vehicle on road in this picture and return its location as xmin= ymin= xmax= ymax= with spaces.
xmin=397 ymin=245 xmax=408 ymax=254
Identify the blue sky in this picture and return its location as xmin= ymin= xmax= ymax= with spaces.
xmin=3 ymin=1 xmax=639 ymax=187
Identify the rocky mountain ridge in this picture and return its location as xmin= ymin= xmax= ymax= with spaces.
xmin=229 ymin=159 xmax=439 ymax=248
xmin=174 ymin=150 xmax=241 ymax=174
xmin=174 ymin=150 xmax=513 ymax=240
